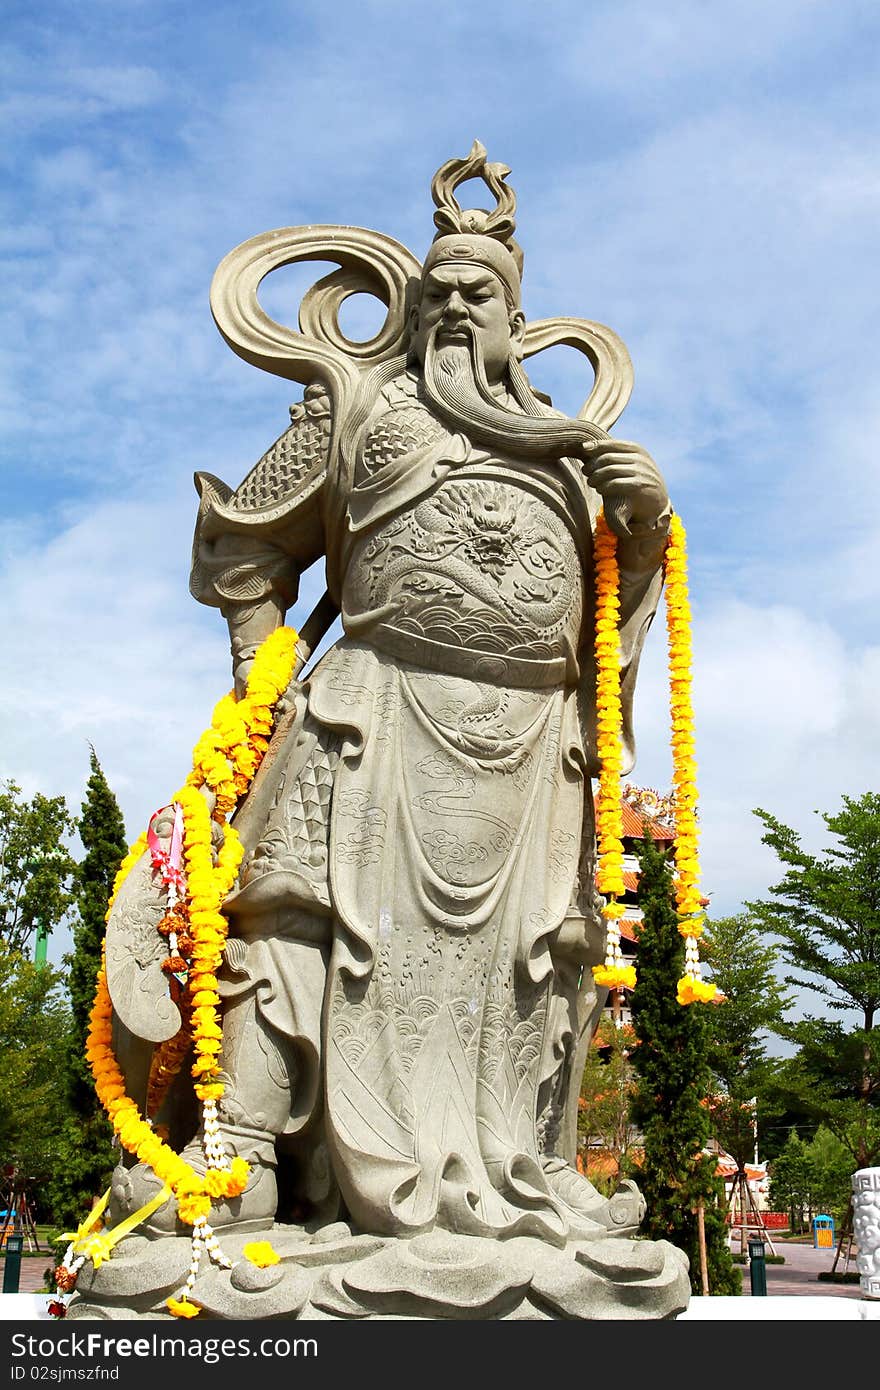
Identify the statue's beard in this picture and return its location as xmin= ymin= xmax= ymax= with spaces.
xmin=421 ymin=324 xmax=605 ymax=461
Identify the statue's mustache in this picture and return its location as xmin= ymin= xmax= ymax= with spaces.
xmin=421 ymin=324 xmax=606 ymax=462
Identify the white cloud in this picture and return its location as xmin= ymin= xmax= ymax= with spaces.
xmin=631 ymin=598 xmax=880 ymax=918
xmin=0 ymin=497 xmax=216 ymax=817
xmin=65 ymin=64 xmax=165 ymax=111
xmin=563 ymin=0 xmax=848 ymax=98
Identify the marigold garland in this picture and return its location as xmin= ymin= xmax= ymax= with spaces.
xmin=663 ymin=517 xmax=715 ymax=1004
xmin=591 ymin=510 xmax=712 ymax=1004
xmin=76 ymin=625 xmax=299 ymax=1317
xmin=591 ymin=511 xmax=634 ymax=993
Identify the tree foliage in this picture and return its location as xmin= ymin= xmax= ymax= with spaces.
xmin=0 ymin=779 xmax=77 ymax=955
xmin=628 ymin=833 xmax=740 ymax=1295
xmin=750 ymin=795 xmax=880 ymax=1028
xmin=700 ymin=913 xmax=792 ymax=1172
xmin=47 ymin=749 xmax=128 ymax=1230
xmin=769 ymin=1126 xmax=853 ymax=1231
xmin=748 ymin=795 xmax=880 ymax=1172
xmin=67 ymin=747 xmax=128 ymax=1105
xmin=578 ymin=1019 xmax=640 ymax=1186
xmin=0 ymin=942 xmax=72 ymax=1205
xmin=701 ymin=913 xmax=792 ymax=1090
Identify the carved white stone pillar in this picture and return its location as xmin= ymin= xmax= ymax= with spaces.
xmin=852 ymin=1167 xmax=880 ymax=1300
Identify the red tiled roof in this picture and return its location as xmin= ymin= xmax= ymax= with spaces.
xmin=715 ymin=1159 xmax=767 ymax=1182
xmin=617 ymin=799 xmax=676 ymax=841
xmin=593 ymin=792 xmax=676 ymax=842
xmin=619 ymin=917 xmax=639 ymax=942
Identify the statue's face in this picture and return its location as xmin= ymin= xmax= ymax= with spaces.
xmin=410 ymin=264 xmax=525 ymax=384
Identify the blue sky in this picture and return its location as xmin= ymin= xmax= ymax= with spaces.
xmin=3 ymin=0 xmax=880 ymax=981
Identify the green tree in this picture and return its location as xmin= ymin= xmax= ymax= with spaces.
xmin=701 ymin=913 xmax=792 ymax=1093
xmin=0 ymin=941 xmax=72 ymax=1209
xmin=47 ymin=749 xmax=128 ymax=1230
xmin=628 ymin=833 xmax=740 ymax=1295
xmin=578 ymin=1019 xmax=640 ymax=1187
xmin=806 ymin=1126 xmax=854 ymax=1224
xmin=769 ymin=1126 xmax=853 ymax=1232
xmin=768 ymin=1130 xmax=814 ymax=1233
xmin=700 ymin=913 xmax=792 ymax=1230
xmin=748 ymin=796 xmax=880 ymax=1175
xmin=0 ymin=779 xmax=77 ymax=955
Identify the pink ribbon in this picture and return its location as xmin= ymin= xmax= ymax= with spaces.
xmin=147 ymin=802 xmax=186 ymax=896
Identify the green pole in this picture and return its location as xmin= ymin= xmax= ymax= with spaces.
xmin=748 ymin=1236 xmax=768 ymax=1296
xmin=34 ymin=920 xmax=48 ymax=967
xmin=25 ymin=848 xmax=61 ymax=966
xmin=2 ymin=1233 xmax=23 ymax=1293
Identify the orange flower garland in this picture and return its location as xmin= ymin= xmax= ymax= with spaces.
xmin=663 ymin=517 xmax=715 ymax=1004
xmin=79 ymin=625 xmax=299 ymax=1316
xmin=591 ymin=511 xmax=636 ymax=993
xmin=143 ymin=626 xmax=298 ymax=1111
xmin=145 ymin=991 xmax=192 ymax=1120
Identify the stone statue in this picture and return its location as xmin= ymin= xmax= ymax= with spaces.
xmin=72 ymin=143 xmax=690 ymax=1320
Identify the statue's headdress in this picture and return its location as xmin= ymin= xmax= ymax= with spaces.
xmin=422 ymin=141 xmax=524 ymax=307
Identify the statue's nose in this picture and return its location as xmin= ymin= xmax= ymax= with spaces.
xmin=442 ymin=291 xmax=468 ymax=322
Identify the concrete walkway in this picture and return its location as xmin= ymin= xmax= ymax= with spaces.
xmin=676 ymin=1235 xmax=876 ymax=1318
xmin=0 ymin=1251 xmax=54 ymax=1296
xmin=736 ymin=1234 xmax=863 ymax=1299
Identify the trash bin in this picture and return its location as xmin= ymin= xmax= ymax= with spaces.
xmin=812 ymin=1214 xmax=835 ymax=1248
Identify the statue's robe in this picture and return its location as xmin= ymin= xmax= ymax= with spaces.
xmin=190 ymin=364 xmax=666 ymax=1239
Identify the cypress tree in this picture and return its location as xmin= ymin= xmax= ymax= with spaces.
xmin=629 ymin=831 xmax=740 ymax=1295
xmin=68 ymin=748 xmax=128 ymax=1094
xmin=48 ymin=747 xmax=128 ymax=1228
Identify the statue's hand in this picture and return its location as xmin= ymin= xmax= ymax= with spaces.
xmin=234 ymin=659 xmax=254 ymax=702
xmin=275 ymin=678 xmax=303 ymax=720
xmin=581 ymin=438 xmax=670 ymax=538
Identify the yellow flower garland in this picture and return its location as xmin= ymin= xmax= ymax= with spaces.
xmin=147 ymin=627 xmax=301 ymax=1109
xmin=663 ymin=517 xmax=715 ymax=1004
xmin=591 ymin=512 xmax=635 ymax=992
xmin=81 ymin=625 xmax=299 ymax=1315
xmin=592 ymin=511 xmax=712 ymax=1004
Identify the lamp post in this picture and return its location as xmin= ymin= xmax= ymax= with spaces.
xmin=748 ymin=1235 xmax=767 ymax=1296
xmin=2 ymin=1233 xmax=23 ymax=1293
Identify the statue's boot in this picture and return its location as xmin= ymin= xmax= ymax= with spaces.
xmin=108 ymin=1124 xmax=278 ymax=1238
xmin=541 ymin=1154 xmax=646 ymax=1238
